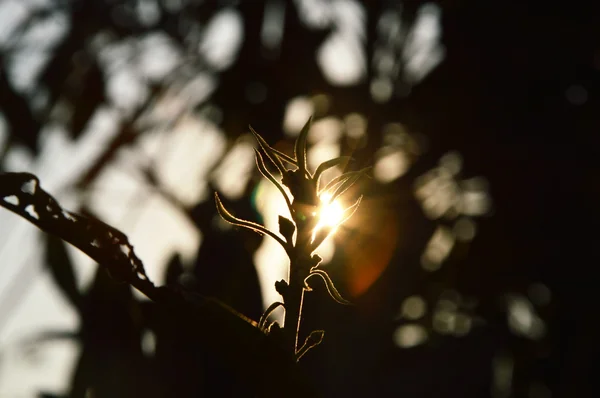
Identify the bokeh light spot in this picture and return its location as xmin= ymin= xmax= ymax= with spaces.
xmin=506 ymin=295 xmax=546 ymax=340
xmin=283 ymin=96 xmax=314 ymax=136
xmin=344 ymin=113 xmax=367 ymax=139
xmin=393 ymin=324 xmax=428 ymax=348
xmin=432 ymin=309 xmax=456 ymax=334
xmin=401 ymin=295 xmax=427 ymax=320
xmin=199 ymin=8 xmax=243 ymax=70
xmin=141 ymin=329 xmax=157 ymax=357
xmin=420 ymin=226 xmax=454 ymax=271
xmin=374 ymin=148 xmax=409 ymax=183
xmin=370 ymin=76 xmax=393 ymax=103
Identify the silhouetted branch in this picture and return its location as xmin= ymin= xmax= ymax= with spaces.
xmin=0 ymin=171 xmax=319 ymax=398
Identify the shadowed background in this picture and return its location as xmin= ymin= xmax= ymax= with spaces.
xmin=0 ymin=0 xmax=597 ymax=397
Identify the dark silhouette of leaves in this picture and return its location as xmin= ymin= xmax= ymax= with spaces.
xmin=0 ymin=172 xmax=320 ymax=397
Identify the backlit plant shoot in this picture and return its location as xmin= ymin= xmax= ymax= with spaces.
xmin=215 ymin=117 xmax=370 ymax=360
xmin=0 ymin=117 xmax=369 ymax=396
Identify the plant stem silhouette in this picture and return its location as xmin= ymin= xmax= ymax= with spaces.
xmin=215 ymin=117 xmax=369 ymax=360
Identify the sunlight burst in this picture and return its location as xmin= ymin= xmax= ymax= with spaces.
xmin=311 ymin=192 xmax=345 ymax=245
xmin=318 ymin=192 xmax=344 ymax=228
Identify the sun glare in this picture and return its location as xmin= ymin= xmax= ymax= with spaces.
xmin=317 ymin=192 xmax=345 ymax=229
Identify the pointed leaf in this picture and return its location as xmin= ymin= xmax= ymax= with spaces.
xmin=320 ymin=167 xmax=371 ymax=195
xmin=330 ymin=174 xmax=359 ymax=202
xmin=294 ymin=116 xmax=312 ymax=177
xmin=255 ymin=149 xmax=293 ymax=214
xmin=249 ymin=126 xmax=303 ymax=171
xmin=313 ymin=156 xmax=353 ymax=190
xmin=330 ymin=167 xmax=372 ymax=203
xmin=250 ymin=126 xmax=286 ymax=173
xmin=215 ymin=193 xmax=287 ymax=249
xmin=270 ymin=147 xmax=298 ymax=168
xmin=320 ymin=173 xmax=352 ymax=194
xmin=250 ymin=125 xmax=309 ymax=179
xmin=338 ymin=195 xmax=363 ymax=226
xmin=305 ymin=269 xmax=352 ymax=305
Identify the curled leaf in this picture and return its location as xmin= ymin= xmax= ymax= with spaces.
xmin=215 ymin=193 xmax=287 ymax=249
xmin=295 ymin=330 xmax=325 ymax=361
xmin=313 ymin=156 xmax=353 ymax=190
xmin=255 ymin=149 xmax=293 ymax=213
xmin=294 ymin=116 xmax=312 ymax=177
xmin=259 ymin=301 xmax=284 ymax=331
xmin=305 ymin=269 xmax=352 ymax=305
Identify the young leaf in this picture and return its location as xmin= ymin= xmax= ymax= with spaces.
xmin=320 ymin=167 xmax=370 ymax=195
xmin=215 ymin=193 xmax=287 ymax=249
xmin=294 ymin=117 xmax=312 ymax=177
xmin=295 ymin=330 xmax=325 ymax=361
xmin=305 ymin=269 xmax=352 ymax=305
xmin=255 ymin=149 xmax=293 ymax=213
xmin=330 ymin=167 xmax=372 ymax=203
xmin=250 ymin=125 xmax=310 ymax=175
xmin=338 ymin=195 xmax=363 ymax=226
xmin=271 ymin=148 xmax=299 ymax=169
xmin=250 ymin=126 xmax=286 ymax=174
xmin=313 ymin=156 xmax=353 ymax=190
